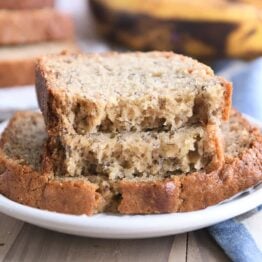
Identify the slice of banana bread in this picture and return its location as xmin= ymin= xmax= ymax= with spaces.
xmin=0 ymin=112 xmax=105 ymax=214
xmin=36 ymin=51 xmax=232 ymax=134
xmin=44 ymin=124 xmax=222 ymax=178
xmin=0 ymin=41 xmax=78 ymax=87
xmin=0 ymin=110 xmax=261 ymax=215
xmin=0 ymin=9 xmax=74 ymax=45
xmin=0 ymin=0 xmax=54 ymax=9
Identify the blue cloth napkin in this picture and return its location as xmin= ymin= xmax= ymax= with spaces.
xmin=208 ymin=59 xmax=262 ymax=262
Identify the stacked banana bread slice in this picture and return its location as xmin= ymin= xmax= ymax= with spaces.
xmin=36 ymin=52 xmax=231 ymax=180
xmin=0 ymin=51 xmax=261 ymax=215
xmin=0 ymin=110 xmax=261 ymax=215
xmin=0 ymin=0 xmax=77 ymax=87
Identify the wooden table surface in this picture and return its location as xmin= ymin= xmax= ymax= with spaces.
xmin=0 ymin=213 xmax=231 ymax=262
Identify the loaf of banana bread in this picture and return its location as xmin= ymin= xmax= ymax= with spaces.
xmin=0 ymin=110 xmax=261 ymax=215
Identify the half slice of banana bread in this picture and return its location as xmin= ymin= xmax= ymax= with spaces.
xmin=36 ymin=51 xmax=232 ymax=134
xmin=0 ymin=110 xmax=261 ymax=215
xmin=43 ymin=123 xmax=222 ymax=178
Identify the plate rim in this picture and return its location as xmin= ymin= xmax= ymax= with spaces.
xmin=0 ymin=185 xmax=261 ymax=239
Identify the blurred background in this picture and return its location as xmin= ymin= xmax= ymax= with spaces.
xmin=0 ymin=0 xmax=261 ymax=121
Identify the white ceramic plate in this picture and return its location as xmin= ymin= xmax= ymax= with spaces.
xmin=0 ymin=115 xmax=261 ymax=239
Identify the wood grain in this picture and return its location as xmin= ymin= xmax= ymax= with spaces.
xmin=168 ymin=234 xmax=187 ymax=262
xmin=0 ymin=214 xmax=230 ymax=262
xmin=3 ymin=223 xmax=173 ymax=262
xmin=0 ymin=214 xmax=23 ymax=261
xmin=188 ymin=230 xmax=231 ymax=262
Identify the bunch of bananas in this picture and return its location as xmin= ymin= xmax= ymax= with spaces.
xmin=90 ymin=0 xmax=262 ymax=59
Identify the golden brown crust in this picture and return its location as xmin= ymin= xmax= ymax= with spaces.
xmin=220 ymin=78 xmax=233 ymax=121
xmin=0 ymin=155 xmax=50 ymax=207
xmin=118 ymin=178 xmax=182 ymax=214
xmin=35 ymin=61 xmax=66 ymax=133
xmin=0 ymin=9 xmax=74 ymax=45
xmin=41 ymin=180 xmax=105 ymax=215
xmin=0 ymin=155 xmax=105 ymax=215
xmin=205 ymin=124 xmax=224 ymax=172
xmin=0 ymin=0 xmax=54 ymax=9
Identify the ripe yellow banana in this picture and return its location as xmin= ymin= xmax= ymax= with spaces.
xmin=90 ymin=0 xmax=262 ymax=59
